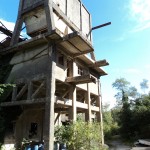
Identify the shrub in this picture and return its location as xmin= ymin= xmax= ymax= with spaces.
xmin=55 ymin=121 xmax=106 ymax=150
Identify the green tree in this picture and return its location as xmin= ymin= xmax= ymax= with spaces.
xmin=0 ymin=84 xmax=14 ymax=147
xmin=140 ymin=79 xmax=149 ymax=94
xmin=112 ymin=78 xmax=150 ymax=140
xmin=119 ymin=91 xmax=133 ymax=139
xmin=103 ymin=104 xmax=119 ymax=140
xmin=112 ymin=78 xmax=130 ymax=100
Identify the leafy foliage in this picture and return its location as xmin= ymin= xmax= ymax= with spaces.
xmin=0 ymin=84 xmax=15 ymax=147
xmin=55 ymin=121 xmax=106 ymax=150
xmin=112 ymin=78 xmax=150 ymax=140
xmin=103 ymin=104 xmax=119 ymax=140
xmin=140 ymin=79 xmax=149 ymax=94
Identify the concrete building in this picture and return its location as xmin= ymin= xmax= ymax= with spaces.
xmin=0 ymin=0 xmax=109 ymax=149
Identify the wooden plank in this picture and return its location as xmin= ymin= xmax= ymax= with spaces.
xmin=89 ymin=59 xmax=109 ymax=68
xmin=66 ymin=75 xmax=96 ymax=84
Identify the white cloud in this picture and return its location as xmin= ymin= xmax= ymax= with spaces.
xmin=0 ymin=18 xmax=29 ymax=42
xmin=123 ymin=68 xmax=141 ymax=74
xmin=112 ymin=68 xmax=141 ymax=75
xmin=128 ymin=0 xmax=150 ymax=32
xmin=144 ymin=64 xmax=150 ymax=69
xmin=0 ymin=18 xmax=15 ymax=41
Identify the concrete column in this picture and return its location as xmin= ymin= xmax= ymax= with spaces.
xmin=10 ymin=0 xmax=24 ymax=45
xmin=69 ymin=85 xmax=77 ymax=121
xmin=43 ymin=45 xmax=56 ymax=150
xmin=12 ymin=86 xmax=17 ymax=101
xmin=68 ymin=61 xmax=77 ymax=121
xmin=44 ymin=0 xmax=55 ymax=32
xmin=96 ymin=79 xmax=104 ymax=145
xmin=27 ymin=81 xmax=32 ymax=100
xmin=85 ymin=83 xmax=91 ymax=122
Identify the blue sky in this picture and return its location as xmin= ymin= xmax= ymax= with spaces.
xmin=0 ymin=0 xmax=150 ymax=107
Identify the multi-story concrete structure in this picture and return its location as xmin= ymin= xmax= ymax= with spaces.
xmin=0 ymin=0 xmax=109 ymax=149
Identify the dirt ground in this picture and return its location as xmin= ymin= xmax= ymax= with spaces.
xmin=107 ymin=135 xmax=131 ymax=150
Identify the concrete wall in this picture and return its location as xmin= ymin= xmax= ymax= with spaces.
xmin=23 ymin=0 xmax=91 ymax=39
xmin=15 ymin=108 xmax=44 ymax=144
xmin=7 ymin=45 xmax=49 ymax=82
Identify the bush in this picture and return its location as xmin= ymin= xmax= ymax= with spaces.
xmin=55 ymin=121 xmax=106 ymax=150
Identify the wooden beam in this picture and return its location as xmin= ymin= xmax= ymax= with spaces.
xmin=16 ymin=84 xmax=28 ymax=100
xmin=89 ymin=59 xmax=109 ymax=68
xmin=66 ymin=75 xmax=96 ymax=84
xmin=62 ymin=89 xmax=69 ymax=98
xmin=1 ymin=98 xmax=46 ymax=107
xmin=54 ymin=113 xmax=60 ymax=124
xmin=31 ymin=81 xmax=45 ymax=99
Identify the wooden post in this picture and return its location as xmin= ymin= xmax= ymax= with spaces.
xmin=43 ymin=44 xmax=56 ymax=150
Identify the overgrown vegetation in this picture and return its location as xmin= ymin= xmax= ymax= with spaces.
xmin=55 ymin=121 xmax=107 ymax=150
xmin=109 ymin=78 xmax=150 ymax=141
xmin=103 ymin=104 xmax=119 ymax=140
xmin=0 ymin=55 xmax=15 ymax=148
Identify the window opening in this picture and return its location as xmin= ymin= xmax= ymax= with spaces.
xmin=29 ymin=122 xmax=38 ymax=138
xmin=58 ymin=54 xmax=64 ymax=66
xmin=78 ymin=66 xmax=84 ymax=75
